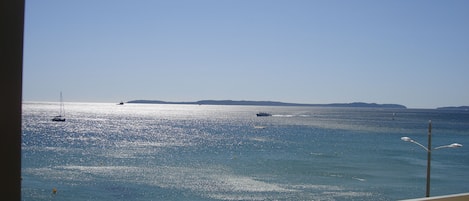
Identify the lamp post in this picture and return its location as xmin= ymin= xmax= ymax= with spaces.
xmin=401 ymin=120 xmax=462 ymax=197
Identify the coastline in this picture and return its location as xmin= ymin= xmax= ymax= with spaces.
xmin=127 ymin=99 xmax=407 ymax=109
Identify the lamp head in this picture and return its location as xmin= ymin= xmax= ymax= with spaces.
xmin=449 ymin=143 xmax=463 ymax=148
xmin=401 ymin=137 xmax=412 ymax=142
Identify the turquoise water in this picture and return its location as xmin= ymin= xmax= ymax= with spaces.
xmin=21 ymin=102 xmax=469 ymax=200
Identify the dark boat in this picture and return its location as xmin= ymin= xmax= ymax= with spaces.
xmin=52 ymin=92 xmax=66 ymax=122
xmin=256 ymin=112 xmax=272 ymax=117
xmin=52 ymin=115 xmax=65 ymax=122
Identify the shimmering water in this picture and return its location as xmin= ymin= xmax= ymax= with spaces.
xmin=21 ymin=102 xmax=469 ymax=200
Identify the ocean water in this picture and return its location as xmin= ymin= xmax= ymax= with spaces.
xmin=21 ymin=102 xmax=469 ymax=201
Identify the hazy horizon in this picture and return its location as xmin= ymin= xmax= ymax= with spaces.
xmin=23 ymin=98 xmax=468 ymax=109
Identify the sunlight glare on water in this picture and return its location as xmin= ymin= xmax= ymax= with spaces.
xmin=21 ymin=102 xmax=469 ymax=201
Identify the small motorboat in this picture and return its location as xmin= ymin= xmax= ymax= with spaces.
xmin=256 ymin=112 xmax=272 ymax=117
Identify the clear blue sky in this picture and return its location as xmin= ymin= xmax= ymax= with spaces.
xmin=23 ymin=0 xmax=469 ymax=108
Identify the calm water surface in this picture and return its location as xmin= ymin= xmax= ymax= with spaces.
xmin=21 ymin=102 xmax=469 ymax=200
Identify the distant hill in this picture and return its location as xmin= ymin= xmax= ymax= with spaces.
xmin=127 ymin=100 xmax=407 ymax=109
xmin=436 ymin=106 xmax=469 ymax=111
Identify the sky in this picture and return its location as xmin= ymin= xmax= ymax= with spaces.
xmin=23 ymin=0 xmax=469 ymax=109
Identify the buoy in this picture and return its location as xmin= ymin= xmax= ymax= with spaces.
xmin=52 ymin=188 xmax=57 ymax=194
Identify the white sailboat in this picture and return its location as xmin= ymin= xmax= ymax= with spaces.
xmin=52 ymin=92 xmax=66 ymax=122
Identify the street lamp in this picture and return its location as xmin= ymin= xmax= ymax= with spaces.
xmin=401 ymin=120 xmax=462 ymax=197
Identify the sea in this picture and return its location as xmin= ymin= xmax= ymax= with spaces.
xmin=21 ymin=102 xmax=469 ymax=201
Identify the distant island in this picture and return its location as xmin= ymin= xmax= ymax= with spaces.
xmin=436 ymin=106 xmax=469 ymax=111
xmin=127 ymin=100 xmax=407 ymax=109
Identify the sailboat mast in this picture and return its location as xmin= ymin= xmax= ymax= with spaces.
xmin=60 ymin=91 xmax=64 ymax=116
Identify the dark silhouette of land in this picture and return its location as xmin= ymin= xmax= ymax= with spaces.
xmin=437 ymin=106 xmax=469 ymax=111
xmin=127 ymin=100 xmax=407 ymax=109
